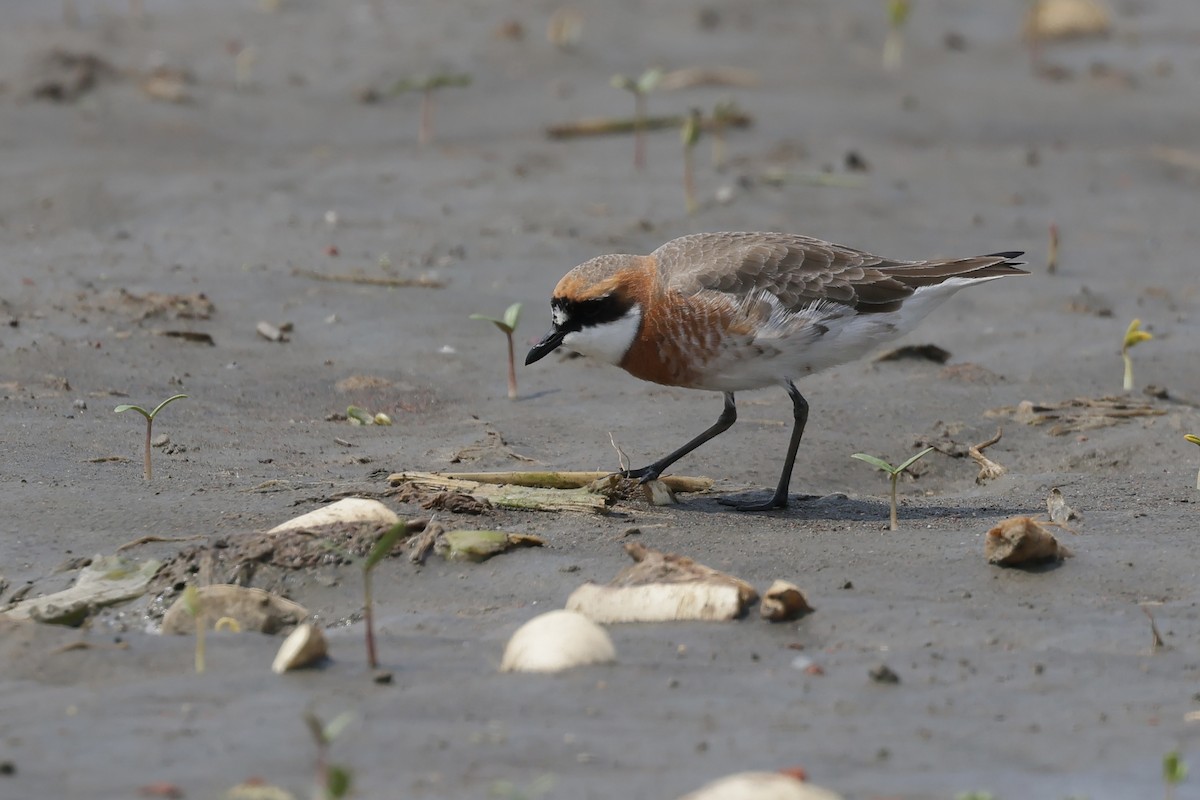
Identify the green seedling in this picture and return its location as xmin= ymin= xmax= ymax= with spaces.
xmin=852 ymin=446 xmax=935 ymax=531
xmin=1186 ymin=435 xmax=1200 ymax=490
xmin=113 ymin=394 xmax=187 ymax=480
xmin=391 ymin=72 xmax=472 ymax=146
xmin=1121 ymin=318 xmax=1153 ymax=391
xmin=470 ymin=302 xmax=522 ymax=399
xmin=1164 ymin=750 xmax=1188 ymax=800
xmin=491 ymin=775 xmax=555 ymax=800
xmin=181 ymin=584 xmax=205 ymax=673
xmin=304 ymin=710 xmax=356 ymax=800
xmin=883 ymin=0 xmax=912 ymax=72
xmin=680 ymin=107 xmax=702 ymax=215
xmin=611 ymin=68 xmax=663 ymax=170
xmin=363 ymin=521 xmax=410 ymax=669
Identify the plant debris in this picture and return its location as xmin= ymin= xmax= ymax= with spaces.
xmin=500 ymin=610 xmax=616 ymax=674
xmin=968 ymin=428 xmax=1007 ymax=483
xmin=566 ymin=542 xmax=758 ymax=623
xmin=546 ymin=108 xmax=753 ymax=140
xmin=422 ymin=470 xmax=713 ymax=493
xmin=1024 ymin=0 xmax=1112 ymax=41
xmin=434 ymin=529 xmax=544 ymax=562
xmin=161 ymin=585 xmax=308 ymax=635
xmin=388 ymin=472 xmax=613 ymax=514
xmin=985 ymin=516 xmax=1072 ymax=567
xmin=292 ymin=268 xmax=445 ymax=289
xmin=986 ymin=396 xmax=1166 ymax=435
xmin=27 ymin=49 xmax=116 ymax=102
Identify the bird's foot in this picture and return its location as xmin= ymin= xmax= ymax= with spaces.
xmin=717 ymin=491 xmax=818 ymax=512
xmin=620 ymin=465 xmax=661 ymax=484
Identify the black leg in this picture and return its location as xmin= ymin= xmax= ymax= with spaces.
xmin=725 ymin=381 xmax=809 ymax=511
xmin=624 ymin=392 xmax=737 ymax=482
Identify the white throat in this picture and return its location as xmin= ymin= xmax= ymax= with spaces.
xmin=562 ymin=305 xmax=642 ymax=366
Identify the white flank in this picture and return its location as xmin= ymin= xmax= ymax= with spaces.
xmin=697 ymin=276 xmax=1001 ymax=392
xmin=563 ymin=305 xmax=642 ymax=365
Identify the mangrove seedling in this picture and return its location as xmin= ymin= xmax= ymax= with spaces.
xmin=470 ymin=302 xmax=522 ymax=399
xmin=710 ymin=98 xmax=738 ymax=170
xmin=680 ymin=107 xmax=702 ymax=215
xmin=1163 ymin=749 xmax=1187 ymax=800
xmin=610 ymin=67 xmax=663 ymax=170
xmin=883 ymin=0 xmax=912 ymax=72
xmin=1185 ymin=434 xmax=1200 ymax=490
xmin=852 ymin=446 xmax=935 ymax=531
xmin=114 ymin=393 xmax=187 ymax=480
xmin=363 ymin=521 xmax=410 ymax=669
xmin=1121 ymin=318 xmax=1153 ymax=391
xmin=304 ymin=710 xmax=356 ymax=800
xmin=392 ymin=72 xmax=472 ymax=146
xmin=1047 ymin=221 xmax=1060 ymax=274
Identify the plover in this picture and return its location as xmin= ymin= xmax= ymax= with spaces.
xmin=526 ymin=232 xmax=1026 ymax=510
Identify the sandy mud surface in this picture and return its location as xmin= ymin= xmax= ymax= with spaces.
xmin=2 ymin=1 xmax=1200 ymax=798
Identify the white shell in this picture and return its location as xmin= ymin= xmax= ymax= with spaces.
xmin=272 ymin=624 xmax=328 ymax=674
xmin=678 ymin=772 xmax=844 ymax=800
xmin=268 ymin=498 xmax=399 ymax=534
xmin=500 ymin=610 xmax=616 ymax=673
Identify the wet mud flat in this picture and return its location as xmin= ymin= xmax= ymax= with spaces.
xmin=2 ymin=1 xmax=1200 ymax=798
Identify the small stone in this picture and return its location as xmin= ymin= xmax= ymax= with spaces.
xmin=151 ymin=434 xmax=170 ymax=448
xmin=72 ymin=399 xmax=87 ymax=411
xmin=869 ymin=664 xmax=900 ymax=684
xmin=373 ymin=670 xmax=394 ymax=685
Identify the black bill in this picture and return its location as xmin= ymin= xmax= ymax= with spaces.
xmin=525 ymin=328 xmax=566 ymax=365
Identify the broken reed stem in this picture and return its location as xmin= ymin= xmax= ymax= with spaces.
xmin=889 ymin=473 xmax=899 ymax=531
xmin=545 ymin=111 xmax=752 ymax=140
xmin=194 ymin=611 xmax=206 ymax=673
xmin=143 ymin=418 xmax=153 ymax=481
xmin=1048 ymin=222 xmax=1059 ymax=273
xmin=634 ymin=93 xmax=647 ymax=170
xmin=363 ymin=568 xmax=378 ymax=669
xmin=505 ymin=331 xmax=518 ymax=400
xmin=419 ymin=90 xmax=433 ymax=146
xmin=683 ymin=145 xmax=696 ymax=215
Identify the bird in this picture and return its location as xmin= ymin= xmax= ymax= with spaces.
xmin=525 ymin=232 xmax=1026 ymax=511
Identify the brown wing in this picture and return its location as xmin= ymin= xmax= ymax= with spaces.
xmin=653 ymin=232 xmax=1025 ymax=313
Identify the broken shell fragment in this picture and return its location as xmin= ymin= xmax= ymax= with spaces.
xmin=566 ymin=543 xmax=757 ymax=623
xmin=500 ymin=610 xmax=616 ymax=673
xmin=677 ymin=771 xmax=844 ymax=800
xmin=161 ymin=585 xmax=308 ymax=635
xmin=760 ymin=580 xmax=814 ymax=622
xmin=985 ymin=516 xmax=1072 ymax=567
xmin=641 ymin=479 xmax=677 ymax=505
xmin=271 ymin=623 xmax=328 ymax=674
xmin=268 ymin=497 xmax=399 ymax=534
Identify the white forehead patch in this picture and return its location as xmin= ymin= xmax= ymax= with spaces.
xmin=562 ymin=305 xmax=642 ymax=366
xmin=552 ymin=306 xmax=568 ymax=327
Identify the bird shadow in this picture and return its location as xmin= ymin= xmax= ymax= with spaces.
xmin=681 ymin=490 xmax=1036 ymax=524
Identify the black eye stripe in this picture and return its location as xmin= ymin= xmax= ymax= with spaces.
xmin=552 ymin=294 xmax=632 ymax=330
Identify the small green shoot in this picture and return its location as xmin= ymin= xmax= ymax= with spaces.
xmin=1186 ymin=434 xmax=1200 ymax=490
xmin=1121 ymin=318 xmax=1153 ymax=391
xmin=883 ymin=0 xmax=912 ymax=72
xmin=611 ymin=68 xmax=663 ymax=170
xmin=470 ymin=303 xmax=523 ymax=399
xmin=680 ymin=107 xmax=702 ymax=215
xmin=392 ymin=72 xmax=472 ymax=146
xmin=1164 ymin=750 xmax=1187 ymax=800
xmin=954 ymin=793 xmax=996 ymax=800
xmin=304 ymin=710 xmax=356 ymax=800
xmin=114 ymin=394 xmax=187 ymax=480
xmin=182 ymin=584 xmax=204 ymax=673
xmin=363 ymin=521 xmax=410 ymax=669
xmin=851 ymin=447 xmax=935 ymax=531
